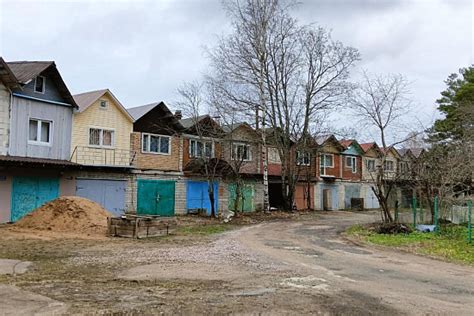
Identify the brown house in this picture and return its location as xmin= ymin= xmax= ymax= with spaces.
xmin=127 ymin=102 xmax=183 ymax=171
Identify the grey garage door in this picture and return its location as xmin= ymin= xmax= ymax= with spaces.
xmin=76 ymin=179 xmax=127 ymax=216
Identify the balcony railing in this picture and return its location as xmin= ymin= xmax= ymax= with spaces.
xmin=70 ymin=146 xmax=136 ymax=167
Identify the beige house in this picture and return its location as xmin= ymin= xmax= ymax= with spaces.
xmin=71 ymin=89 xmax=134 ymax=166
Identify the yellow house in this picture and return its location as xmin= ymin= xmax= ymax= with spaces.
xmin=71 ymin=89 xmax=134 ymax=166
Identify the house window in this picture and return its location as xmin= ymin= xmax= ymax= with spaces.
xmin=400 ymin=162 xmax=408 ymax=173
xmin=189 ymin=139 xmax=213 ymax=158
xmin=28 ymin=119 xmax=51 ymax=144
xmin=268 ymin=147 xmax=281 ymax=164
xmin=296 ymin=151 xmax=311 ymax=166
xmin=34 ymin=76 xmax=45 ymax=93
xmin=99 ymin=100 xmax=108 ymax=109
xmin=142 ymin=133 xmax=170 ymax=154
xmin=345 ymin=156 xmax=357 ymax=173
xmin=366 ymin=159 xmax=375 ymax=172
xmin=383 ymin=160 xmax=394 ymax=171
xmin=89 ymin=128 xmax=114 ymax=147
xmin=319 ymin=154 xmax=333 ymax=175
xmin=232 ymin=143 xmax=251 ymax=161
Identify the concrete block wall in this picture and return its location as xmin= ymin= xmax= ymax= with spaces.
xmin=0 ymin=83 xmax=10 ymax=155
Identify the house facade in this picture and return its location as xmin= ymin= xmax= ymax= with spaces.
xmin=0 ymin=59 xmax=79 ymax=223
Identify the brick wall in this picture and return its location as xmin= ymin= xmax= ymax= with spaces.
xmin=341 ymin=155 xmax=362 ymax=181
xmin=130 ymin=132 xmax=181 ymax=171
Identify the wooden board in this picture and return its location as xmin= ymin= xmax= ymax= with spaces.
xmin=108 ymin=216 xmax=177 ymax=239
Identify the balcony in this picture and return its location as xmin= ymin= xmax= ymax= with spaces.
xmin=70 ymin=146 xmax=136 ymax=167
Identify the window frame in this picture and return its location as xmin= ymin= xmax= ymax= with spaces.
xmin=28 ymin=118 xmax=53 ymax=146
xmin=383 ymin=160 xmax=394 ymax=171
xmin=99 ymin=99 xmax=108 ymax=109
xmin=366 ymin=159 xmax=376 ymax=172
xmin=141 ymin=132 xmax=171 ymax=155
xmin=34 ymin=75 xmax=46 ymax=94
xmin=320 ymin=154 xmax=334 ymax=168
xmin=189 ymin=138 xmax=214 ymax=159
xmin=345 ymin=156 xmax=357 ymax=173
xmin=88 ymin=127 xmax=115 ymax=148
xmin=296 ymin=151 xmax=311 ymax=166
xmin=232 ymin=142 xmax=252 ymax=161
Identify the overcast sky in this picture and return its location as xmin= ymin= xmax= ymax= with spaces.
xmin=0 ymin=0 xmax=472 ymax=131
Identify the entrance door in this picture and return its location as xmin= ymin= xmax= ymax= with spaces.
xmin=76 ymin=179 xmax=127 ymax=216
xmin=323 ymin=189 xmax=332 ymax=210
xmin=137 ymin=179 xmax=175 ymax=216
xmin=186 ymin=181 xmax=219 ymax=216
xmin=11 ymin=176 xmax=59 ymax=222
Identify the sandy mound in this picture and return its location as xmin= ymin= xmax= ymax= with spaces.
xmin=14 ymin=196 xmax=112 ymax=236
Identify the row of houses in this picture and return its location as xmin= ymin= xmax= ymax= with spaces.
xmin=0 ymin=58 xmax=422 ymax=223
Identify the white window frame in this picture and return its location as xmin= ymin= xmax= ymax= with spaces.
xmin=320 ymin=154 xmax=334 ymax=168
xmin=189 ymin=138 xmax=214 ymax=158
xmin=232 ymin=142 xmax=252 ymax=161
xmin=28 ymin=118 xmax=52 ymax=146
xmin=34 ymin=75 xmax=46 ymax=94
xmin=345 ymin=156 xmax=357 ymax=173
xmin=268 ymin=147 xmax=281 ymax=164
xmin=141 ymin=133 xmax=171 ymax=155
xmin=296 ymin=151 xmax=311 ymax=166
xmin=366 ymin=159 xmax=376 ymax=172
xmin=88 ymin=127 xmax=115 ymax=148
xmin=99 ymin=99 xmax=108 ymax=109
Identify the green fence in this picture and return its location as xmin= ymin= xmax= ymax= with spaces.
xmin=394 ymin=196 xmax=472 ymax=243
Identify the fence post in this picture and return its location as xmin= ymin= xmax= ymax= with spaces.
xmin=412 ymin=196 xmax=417 ymax=227
xmin=468 ymin=200 xmax=472 ymax=243
xmin=434 ymin=195 xmax=439 ymax=233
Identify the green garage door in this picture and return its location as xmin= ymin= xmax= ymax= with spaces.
xmin=11 ymin=176 xmax=59 ymax=222
xmin=137 ymin=179 xmax=175 ymax=216
xmin=228 ymin=183 xmax=255 ymax=212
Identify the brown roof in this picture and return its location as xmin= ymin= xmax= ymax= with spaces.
xmin=0 ymin=57 xmax=19 ymax=88
xmin=6 ymin=61 xmax=53 ymax=84
xmin=0 ymin=155 xmax=79 ymax=168
xmin=73 ymin=89 xmax=134 ymax=121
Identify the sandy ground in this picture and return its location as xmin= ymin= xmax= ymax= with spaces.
xmin=0 ymin=211 xmax=473 ymax=315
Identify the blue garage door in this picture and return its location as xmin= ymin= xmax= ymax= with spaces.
xmin=365 ymin=186 xmax=380 ymax=209
xmin=76 ymin=179 xmax=127 ymax=216
xmin=11 ymin=176 xmax=59 ymax=222
xmin=186 ymin=181 xmax=218 ymax=216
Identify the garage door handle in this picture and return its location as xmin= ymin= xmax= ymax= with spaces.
xmin=156 ymin=194 xmax=160 ymax=202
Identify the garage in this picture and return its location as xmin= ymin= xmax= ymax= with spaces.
xmin=137 ymin=179 xmax=175 ymax=216
xmin=295 ymin=184 xmax=314 ymax=210
xmin=365 ymin=186 xmax=380 ymax=209
xmin=228 ymin=182 xmax=255 ymax=212
xmin=76 ymin=179 xmax=127 ymax=216
xmin=186 ymin=181 xmax=218 ymax=216
xmin=11 ymin=176 xmax=59 ymax=222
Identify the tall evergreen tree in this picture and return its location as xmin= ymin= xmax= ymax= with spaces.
xmin=428 ymin=65 xmax=474 ymax=143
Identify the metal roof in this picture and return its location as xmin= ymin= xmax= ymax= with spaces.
xmin=6 ymin=61 xmax=53 ymax=84
xmin=0 ymin=155 xmax=80 ymax=167
xmin=73 ymin=89 xmax=134 ymax=121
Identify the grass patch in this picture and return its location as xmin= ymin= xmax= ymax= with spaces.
xmin=176 ymin=224 xmax=236 ymax=236
xmin=347 ymin=224 xmax=474 ymax=265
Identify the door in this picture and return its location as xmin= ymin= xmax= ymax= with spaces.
xmin=365 ymin=186 xmax=380 ymax=209
xmin=228 ymin=183 xmax=255 ymax=212
xmin=323 ymin=189 xmax=331 ymax=210
xmin=11 ymin=176 xmax=59 ymax=222
xmin=295 ymin=184 xmax=314 ymax=210
xmin=137 ymin=179 xmax=175 ymax=216
xmin=76 ymin=179 xmax=127 ymax=216
xmin=186 ymin=181 xmax=218 ymax=216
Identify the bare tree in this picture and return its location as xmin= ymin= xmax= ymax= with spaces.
xmin=176 ymin=81 xmax=225 ymax=218
xmin=207 ymin=0 xmax=359 ymax=210
xmin=349 ymin=72 xmax=414 ymax=223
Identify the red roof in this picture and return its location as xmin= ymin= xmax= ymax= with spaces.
xmin=360 ymin=142 xmax=376 ymax=153
xmin=339 ymin=139 xmax=354 ymax=149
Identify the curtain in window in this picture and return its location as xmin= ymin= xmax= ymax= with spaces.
xmin=102 ymin=130 xmax=113 ymax=146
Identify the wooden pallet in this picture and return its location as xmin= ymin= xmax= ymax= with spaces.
xmin=108 ymin=215 xmax=177 ymax=239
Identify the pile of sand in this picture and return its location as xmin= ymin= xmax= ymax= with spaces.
xmin=14 ymin=196 xmax=113 ymax=236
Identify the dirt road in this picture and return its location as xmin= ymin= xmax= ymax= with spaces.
xmin=1 ymin=211 xmax=473 ymax=315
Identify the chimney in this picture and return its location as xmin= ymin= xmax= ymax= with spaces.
xmin=174 ymin=110 xmax=182 ymax=120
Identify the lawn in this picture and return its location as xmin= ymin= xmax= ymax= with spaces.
xmin=346 ymin=224 xmax=474 ymax=265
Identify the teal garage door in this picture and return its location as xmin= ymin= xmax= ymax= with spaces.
xmin=11 ymin=176 xmax=59 ymax=222
xmin=228 ymin=183 xmax=254 ymax=212
xmin=137 ymin=179 xmax=175 ymax=216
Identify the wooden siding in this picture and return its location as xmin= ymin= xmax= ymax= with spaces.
xmin=0 ymin=83 xmax=10 ymax=155
xmin=9 ymin=96 xmax=73 ymax=160
xmin=71 ymin=93 xmax=133 ymax=165
xmin=13 ymin=69 xmax=66 ymax=104
xmin=182 ymin=137 xmax=223 ymax=169
xmin=131 ymin=132 xmax=181 ymax=171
